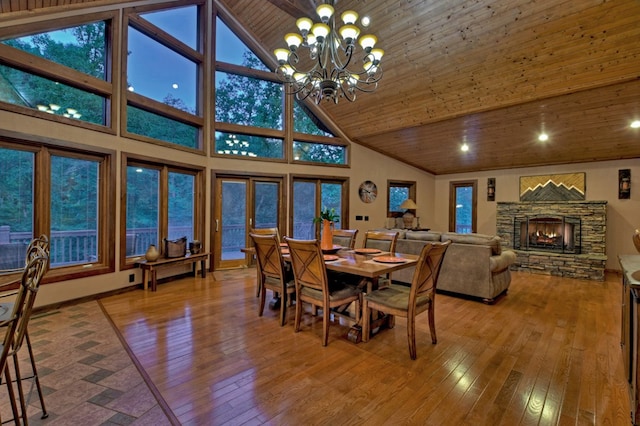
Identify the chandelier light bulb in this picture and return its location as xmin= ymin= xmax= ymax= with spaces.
xmin=316 ymin=4 xmax=334 ymax=22
xmin=359 ymin=34 xmax=377 ymax=52
xmin=296 ymin=17 xmax=313 ymax=34
xmin=371 ymin=48 xmax=385 ymax=62
xmin=341 ymin=10 xmax=358 ymax=25
xmin=274 ymin=48 xmax=289 ymax=64
xmin=339 ymin=25 xmax=360 ymax=44
xmin=285 ymin=33 xmax=303 ymax=50
xmin=311 ymin=23 xmax=330 ymax=42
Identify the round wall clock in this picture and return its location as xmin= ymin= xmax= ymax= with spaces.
xmin=358 ymin=180 xmax=378 ymax=203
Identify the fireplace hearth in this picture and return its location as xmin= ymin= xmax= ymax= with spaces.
xmin=514 ymin=215 xmax=581 ymax=254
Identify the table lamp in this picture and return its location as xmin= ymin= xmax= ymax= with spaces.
xmin=400 ymin=199 xmax=417 ymax=229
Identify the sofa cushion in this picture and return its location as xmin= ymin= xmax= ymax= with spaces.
xmin=440 ymin=232 xmax=502 ymax=255
xmin=405 ymin=231 xmax=441 ymax=242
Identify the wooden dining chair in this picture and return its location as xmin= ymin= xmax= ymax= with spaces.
xmin=284 ymin=237 xmax=361 ymax=346
xmin=250 ymin=227 xmax=282 ymax=296
xmin=363 ymin=230 xmax=399 ymax=253
xmin=362 ymin=240 xmax=451 ymax=359
xmin=0 ymin=235 xmax=50 ymax=421
xmin=332 ymin=229 xmax=358 ymax=249
xmin=250 ymin=233 xmax=295 ymax=326
xmin=0 ymin=245 xmax=49 ymax=424
xmin=250 ymin=227 xmax=281 ymax=242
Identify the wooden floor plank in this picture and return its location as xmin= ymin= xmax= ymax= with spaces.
xmin=98 ymin=269 xmax=631 ymax=425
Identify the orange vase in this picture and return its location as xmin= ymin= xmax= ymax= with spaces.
xmin=321 ymin=219 xmax=334 ymax=251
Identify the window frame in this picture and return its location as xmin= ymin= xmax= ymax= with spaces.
xmin=0 ymin=130 xmax=116 ymax=284
xmin=289 ymin=174 xmax=350 ymax=239
xmin=449 ymin=180 xmax=477 ymax=233
xmin=0 ymin=12 xmax=118 ymax=134
xmin=121 ymin=1 xmax=206 ymax=153
xmin=387 ymin=180 xmax=417 ymax=218
xmin=120 ymin=152 xmax=205 ymax=269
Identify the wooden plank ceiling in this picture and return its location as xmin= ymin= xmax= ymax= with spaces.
xmin=4 ymin=0 xmax=640 ymax=175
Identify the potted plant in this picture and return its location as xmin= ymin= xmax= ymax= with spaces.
xmin=314 ymin=207 xmax=340 ymax=250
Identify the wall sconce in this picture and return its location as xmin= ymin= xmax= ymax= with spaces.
xmin=487 ymin=178 xmax=496 ymax=201
xmin=619 ymin=169 xmax=631 ymax=199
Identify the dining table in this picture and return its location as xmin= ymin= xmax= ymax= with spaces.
xmin=322 ymin=247 xmax=418 ymax=342
xmin=243 ymin=244 xmax=418 ymax=343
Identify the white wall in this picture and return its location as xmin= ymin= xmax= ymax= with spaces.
xmin=434 ymin=159 xmax=640 ymax=271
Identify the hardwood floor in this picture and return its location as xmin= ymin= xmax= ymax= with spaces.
xmin=93 ymin=268 xmax=630 ymax=425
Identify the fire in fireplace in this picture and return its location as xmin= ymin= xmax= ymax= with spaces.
xmin=514 ymin=215 xmax=581 ymax=254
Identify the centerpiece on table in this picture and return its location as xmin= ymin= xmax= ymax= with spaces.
xmin=314 ymin=207 xmax=340 ymax=251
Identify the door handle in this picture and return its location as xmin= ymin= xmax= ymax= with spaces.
xmin=249 ymin=218 xmax=253 ymax=227
xmin=215 ymin=219 xmax=219 ymax=232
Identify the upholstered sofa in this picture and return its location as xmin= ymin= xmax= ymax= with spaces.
xmin=389 ymin=230 xmax=517 ymax=303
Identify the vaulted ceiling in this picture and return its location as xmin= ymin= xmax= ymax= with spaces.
xmin=225 ymin=0 xmax=640 ymax=175
xmin=3 ymin=0 xmax=639 ymax=175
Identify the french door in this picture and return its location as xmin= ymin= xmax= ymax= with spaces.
xmin=212 ymin=173 xmax=284 ymax=269
xmin=290 ymin=176 xmax=348 ymax=240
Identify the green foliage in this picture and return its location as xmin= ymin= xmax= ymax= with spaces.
xmin=313 ymin=207 xmax=340 ymax=224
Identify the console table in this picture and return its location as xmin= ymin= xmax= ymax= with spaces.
xmin=136 ymin=252 xmax=209 ymax=291
xmin=619 ymin=255 xmax=640 ymax=425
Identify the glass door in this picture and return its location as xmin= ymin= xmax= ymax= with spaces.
xmin=449 ymin=180 xmax=477 ymax=233
xmin=213 ymin=174 xmax=283 ymax=269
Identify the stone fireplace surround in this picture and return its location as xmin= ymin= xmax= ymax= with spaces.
xmin=496 ymin=201 xmax=607 ymax=281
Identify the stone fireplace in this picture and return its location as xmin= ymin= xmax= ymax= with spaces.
xmin=497 ymin=201 xmax=607 ymax=280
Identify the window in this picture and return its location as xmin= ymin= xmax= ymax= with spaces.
xmin=214 ymin=132 xmax=284 ymax=159
xmin=122 ymin=155 xmax=204 ymax=265
xmin=387 ymin=180 xmax=416 ymax=217
xmin=214 ymin=13 xmax=349 ymax=166
xmin=0 ymin=139 xmax=113 ymax=281
xmin=124 ymin=4 xmax=204 ymax=150
xmin=449 ymin=180 xmax=477 ymax=233
xmin=215 ymin=71 xmax=283 ymax=130
xmin=0 ymin=18 xmax=112 ymax=128
xmin=291 ymin=176 xmax=348 ymax=239
xmin=292 ymin=141 xmax=347 ymax=165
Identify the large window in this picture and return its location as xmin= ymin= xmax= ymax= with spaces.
xmin=123 ymin=156 xmax=204 ymax=265
xmin=0 ymin=18 xmax=113 ymax=129
xmin=0 ymin=139 xmax=114 ymax=281
xmin=123 ymin=4 xmax=204 ymax=150
xmin=214 ymin=13 xmax=349 ymax=166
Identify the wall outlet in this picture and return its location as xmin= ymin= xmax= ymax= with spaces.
xmin=364 ymin=216 xmax=369 ymax=221
xmin=355 ymin=215 xmax=363 ymax=221
xmin=129 ymin=273 xmax=135 ymax=283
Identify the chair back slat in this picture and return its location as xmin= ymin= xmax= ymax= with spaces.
xmin=410 ymin=241 xmax=451 ymax=305
xmin=285 ymin=238 xmax=328 ymax=293
xmin=332 ymin=229 xmax=358 ymax=249
xmin=250 ymin=227 xmax=281 ymax=243
xmin=363 ymin=231 xmax=399 ymax=253
xmin=250 ymin=233 xmax=285 ymax=282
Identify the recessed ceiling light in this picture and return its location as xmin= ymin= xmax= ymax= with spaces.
xmin=631 ymin=120 xmax=640 ymax=129
xmin=461 ymin=143 xmax=469 ymax=152
xmin=172 ymin=83 xmax=179 ymax=89
xmin=538 ymin=133 xmax=549 ymax=142
xmin=361 ymin=16 xmax=370 ymax=27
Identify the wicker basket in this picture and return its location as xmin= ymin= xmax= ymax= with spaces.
xmin=164 ymin=236 xmax=187 ymax=258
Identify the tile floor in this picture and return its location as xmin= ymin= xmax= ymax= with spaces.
xmin=0 ymin=301 xmax=174 ymax=425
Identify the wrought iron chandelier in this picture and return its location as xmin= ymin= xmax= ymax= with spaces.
xmin=274 ymin=1 xmax=383 ymax=104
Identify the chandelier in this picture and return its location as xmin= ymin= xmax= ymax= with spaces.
xmin=274 ymin=1 xmax=383 ymax=104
